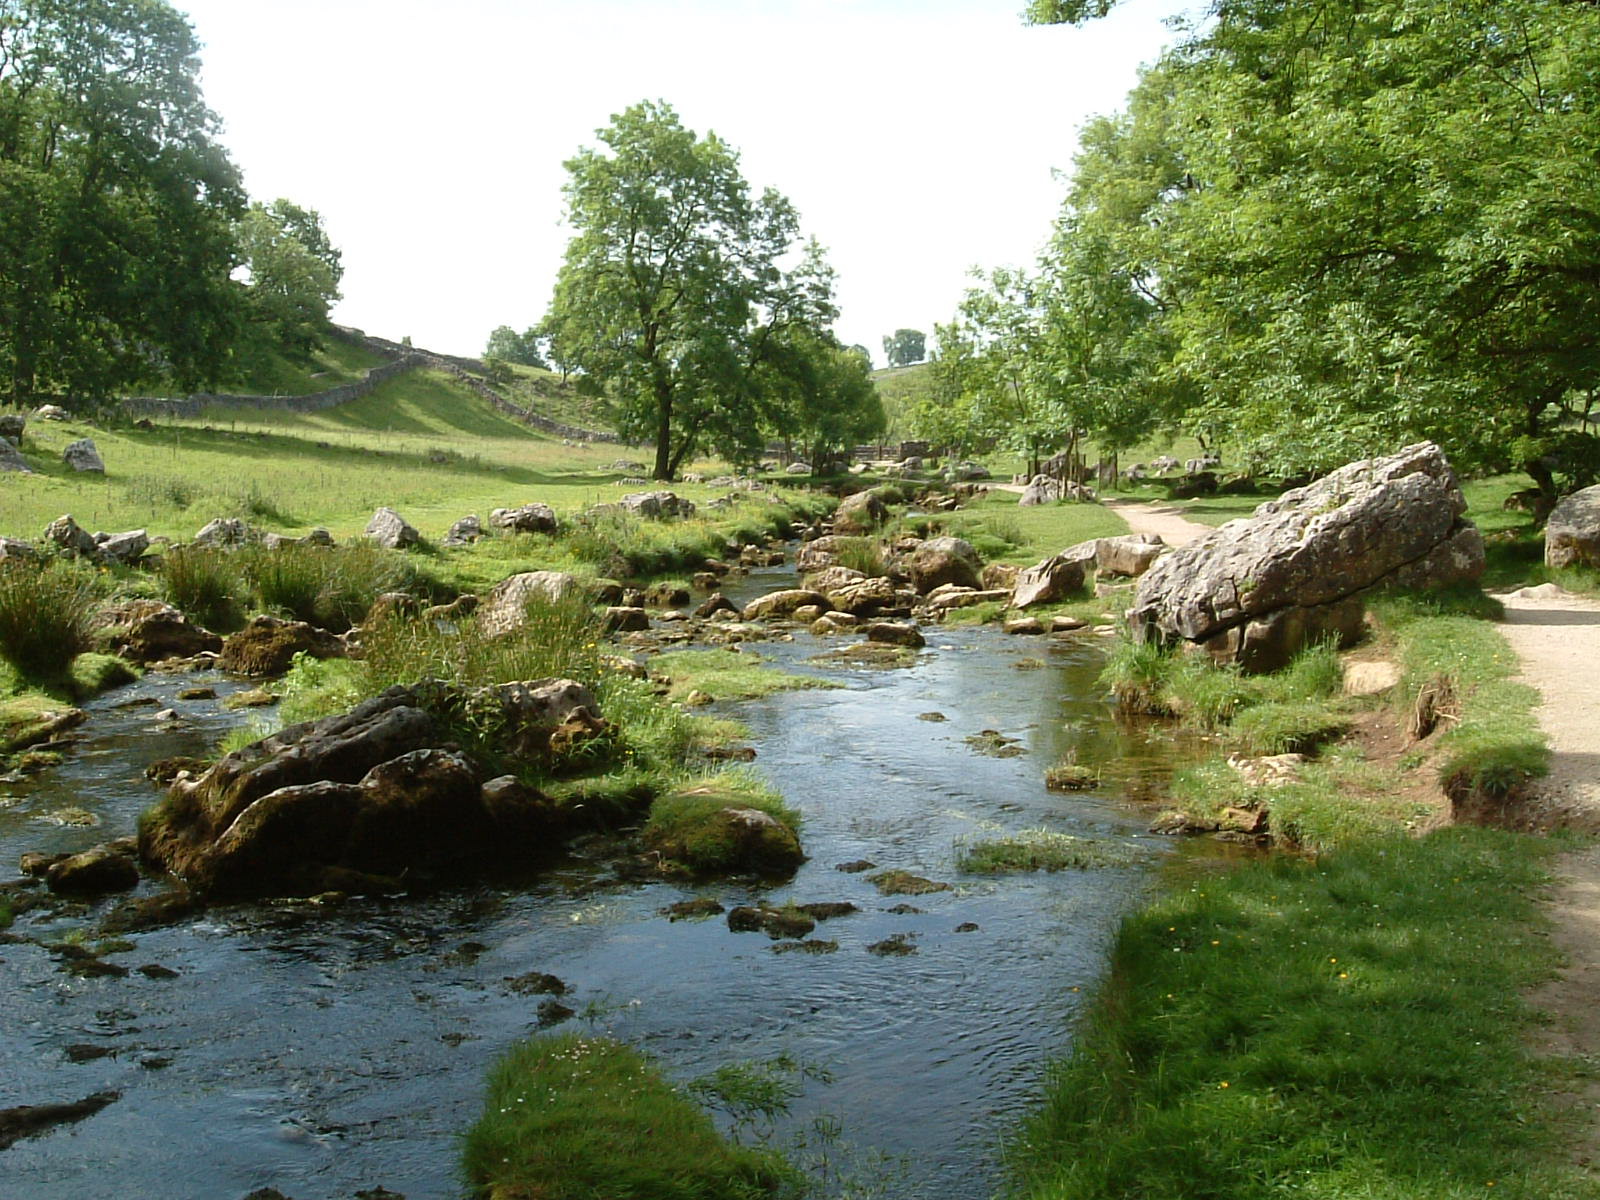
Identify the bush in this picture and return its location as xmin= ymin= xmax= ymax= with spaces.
xmin=462 ymin=1033 xmax=796 ymax=1200
xmin=0 ymin=560 xmax=103 ymax=681
xmin=159 ymin=547 xmax=242 ymax=632
xmin=239 ymin=542 xmax=412 ymax=632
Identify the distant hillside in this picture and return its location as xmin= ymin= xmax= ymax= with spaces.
xmin=870 ymin=362 xmax=934 ymax=442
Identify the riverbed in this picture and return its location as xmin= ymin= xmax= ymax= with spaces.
xmin=0 ymin=600 xmax=1185 ymax=1199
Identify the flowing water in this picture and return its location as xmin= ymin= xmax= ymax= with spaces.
xmin=0 ymin=575 xmax=1204 ymax=1200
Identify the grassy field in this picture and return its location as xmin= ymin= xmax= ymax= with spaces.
xmin=2 ymin=370 xmax=693 ymax=543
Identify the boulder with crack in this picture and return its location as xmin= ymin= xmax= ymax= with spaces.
xmin=1130 ymin=442 xmax=1484 ymax=672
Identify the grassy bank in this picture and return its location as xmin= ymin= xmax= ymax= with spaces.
xmin=1010 ymin=591 xmax=1578 ymax=1198
xmin=462 ymin=1033 xmax=796 ymax=1200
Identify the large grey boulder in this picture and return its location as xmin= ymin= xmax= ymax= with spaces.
xmin=1130 ymin=442 xmax=1484 ymax=671
xmin=0 ymin=413 xmax=24 ymax=444
xmin=0 ymin=537 xmax=37 ymax=561
xmin=490 ymin=503 xmax=558 ymax=535
xmin=32 ymin=403 xmax=68 ymax=421
xmin=42 ymin=514 xmax=99 ymax=559
xmin=99 ymin=599 xmax=221 ymax=664
xmin=1011 ymin=554 xmax=1089 ymax=610
xmin=476 ymin=571 xmax=582 ymax=635
xmin=441 ymin=514 xmax=484 ymax=547
xmin=907 ymin=536 xmax=982 ymax=594
xmin=63 ymin=438 xmax=104 ymax=473
xmin=833 ymin=490 xmax=889 ymax=534
xmin=365 ymin=506 xmax=419 ymax=550
xmin=0 ymin=437 xmax=30 ymax=473
xmin=743 ymin=588 xmax=830 ymax=621
xmin=1059 ymin=533 xmax=1167 ymax=579
xmin=193 ymin=517 xmax=259 ymax=548
xmin=619 ymin=491 xmax=695 ymax=519
xmin=138 ymin=681 xmax=603 ymax=897
xmin=1546 ymin=484 xmax=1600 ymax=570
xmin=94 ymin=529 xmax=149 ymax=565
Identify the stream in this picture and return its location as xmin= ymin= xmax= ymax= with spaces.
xmin=0 ymin=568 xmax=1200 ymax=1200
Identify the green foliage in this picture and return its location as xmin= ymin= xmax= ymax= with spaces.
xmin=69 ymin=652 xmax=137 ymax=697
xmin=1227 ymin=700 xmax=1349 ymax=756
xmin=0 ymin=560 xmax=103 ymax=681
xmin=234 ymin=198 xmax=342 ymax=362
xmin=956 ymin=828 xmax=1134 ymax=873
xmin=1039 ymin=0 xmax=1600 ymax=503
xmin=484 ymin=323 xmax=546 ymax=368
xmin=158 ymin=547 xmax=242 ymax=632
xmin=641 ymin=770 xmax=802 ymax=875
xmin=880 ymin=328 xmax=926 ymax=368
xmin=360 ymin=594 xmax=605 ymax=695
xmin=461 ymin=1033 xmax=796 ymax=1200
xmin=236 ymin=542 xmax=412 ymax=633
xmin=0 ymin=0 xmax=244 ymax=402
xmin=1006 ymin=829 xmax=1586 ymax=1200
xmin=651 ymin=649 xmax=840 ymax=703
xmin=277 ymin=654 xmax=364 ymax=725
xmin=687 ymin=1053 xmax=831 ymax=1146
xmin=545 ymin=99 xmax=852 ymax=479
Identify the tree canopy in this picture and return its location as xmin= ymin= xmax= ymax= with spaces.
xmin=1030 ymin=0 xmax=1600 ymax=504
xmin=544 ymin=100 xmax=857 ymax=480
xmin=236 ymin=198 xmax=342 ymax=358
xmin=484 ymin=324 xmax=546 ymax=369
xmin=0 ymin=0 xmax=245 ymax=403
xmin=882 ymin=328 xmax=927 ymax=368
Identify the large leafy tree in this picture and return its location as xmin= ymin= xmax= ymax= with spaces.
xmin=545 ymin=100 xmax=842 ymax=480
xmin=882 ymin=328 xmax=927 ymax=368
xmin=236 ymin=198 xmax=342 ymax=358
xmin=1036 ymin=0 xmax=1600 ymax=507
xmin=484 ymin=324 xmax=546 ymax=368
xmin=0 ymin=0 xmax=244 ymax=403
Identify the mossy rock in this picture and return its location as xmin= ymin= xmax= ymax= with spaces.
xmin=643 ymin=785 xmax=803 ymax=876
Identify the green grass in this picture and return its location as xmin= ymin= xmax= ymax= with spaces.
xmin=219 ymin=333 xmax=388 ymax=397
xmin=956 ymin=828 xmax=1136 ymax=873
xmin=641 ymin=770 xmax=803 ymax=875
xmin=0 ymin=560 xmax=104 ymax=683
xmin=461 ymin=1033 xmax=796 ymax=1200
xmin=651 ymin=649 xmax=841 ymax=703
xmin=1006 ymin=828 xmax=1589 ymax=1200
xmin=916 ymin=490 xmax=1130 ymax=565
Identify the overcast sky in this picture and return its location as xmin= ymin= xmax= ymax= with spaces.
xmin=175 ymin=0 xmax=1186 ymax=363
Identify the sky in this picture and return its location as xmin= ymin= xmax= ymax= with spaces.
xmin=174 ymin=0 xmax=1188 ymax=363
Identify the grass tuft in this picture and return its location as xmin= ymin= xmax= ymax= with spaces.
xmin=0 ymin=560 xmax=103 ymax=682
xmin=461 ymin=1033 xmax=796 ymax=1200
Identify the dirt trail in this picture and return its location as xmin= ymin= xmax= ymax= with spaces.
xmin=1100 ymin=497 xmax=1213 ymax=547
xmin=1500 ymin=583 xmax=1600 ymax=1172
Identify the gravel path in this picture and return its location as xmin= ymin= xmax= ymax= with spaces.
xmin=1099 ymin=497 xmax=1213 ymax=547
xmin=1501 ymin=583 xmax=1600 ymax=1173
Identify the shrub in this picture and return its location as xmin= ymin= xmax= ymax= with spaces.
xmin=159 ymin=547 xmax=242 ymax=631
xmin=0 ymin=560 xmax=103 ymax=681
xmin=239 ymin=542 xmax=412 ymax=632
xmin=462 ymin=1033 xmax=796 ymax=1200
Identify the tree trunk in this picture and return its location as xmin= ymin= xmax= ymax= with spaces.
xmin=652 ymin=377 xmax=674 ymax=482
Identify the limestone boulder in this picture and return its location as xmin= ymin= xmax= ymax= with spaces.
xmin=1546 ymin=484 xmax=1600 ymax=570
xmin=476 ymin=571 xmax=583 ymax=635
xmin=833 ymin=490 xmax=889 ymax=534
xmin=795 ymin=535 xmax=854 ymax=574
xmin=46 ymin=845 xmax=140 ymax=896
xmin=94 ymin=529 xmax=149 ymax=565
xmin=1130 ymin=442 xmax=1484 ymax=672
xmin=620 ymin=491 xmax=695 ymax=519
xmin=32 ymin=403 xmax=68 ymax=420
xmin=466 ymin=678 xmax=608 ymax=761
xmin=862 ymin=620 xmax=925 ymax=647
xmin=441 ymin=515 xmax=484 ymax=547
xmin=365 ymin=506 xmax=419 ymax=550
xmin=0 ymin=413 xmax=24 ymax=443
xmin=0 ymin=537 xmax=37 ymax=561
xmin=490 ymin=503 xmax=558 ymax=535
xmin=63 ymin=438 xmax=104 ymax=473
xmin=743 ymin=589 xmax=829 ymax=621
xmin=99 ymin=600 xmax=222 ymax=664
xmin=42 ymin=514 xmax=99 ymax=559
xmin=0 ymin=438 xmax=30 ymax=473
xmin=804 ymin=565 xmax=868 ymax=595
xmin=1011 ymin=554 xmax=1089 ymax=610
xmin=193 ymin=517 xmax=259 ymax=548
xmin=1081 ymin=533 xmax=1167 ymax=578
xmin=218 ymin=615 xmax=345 ymax=676
xmin=907 ymin=536 xmax=982 ymax=594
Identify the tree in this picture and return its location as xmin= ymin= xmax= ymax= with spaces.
xmin=882 ymin=328 xmax=927 ymax=368
xmin=484 ymin=324 xmax=546 ymax=368
xmin=545 ymin=100 xmax=841 ymax=480
xmin=0 ymin=0 xmax=245 ymax=403
xmin=236 ymin=199 xmax=342 ymax=357
xmin=762 ymin=329 xmax=885 ymax=470
xmin=1034 ymin=0 xmax=1600 ymax=507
